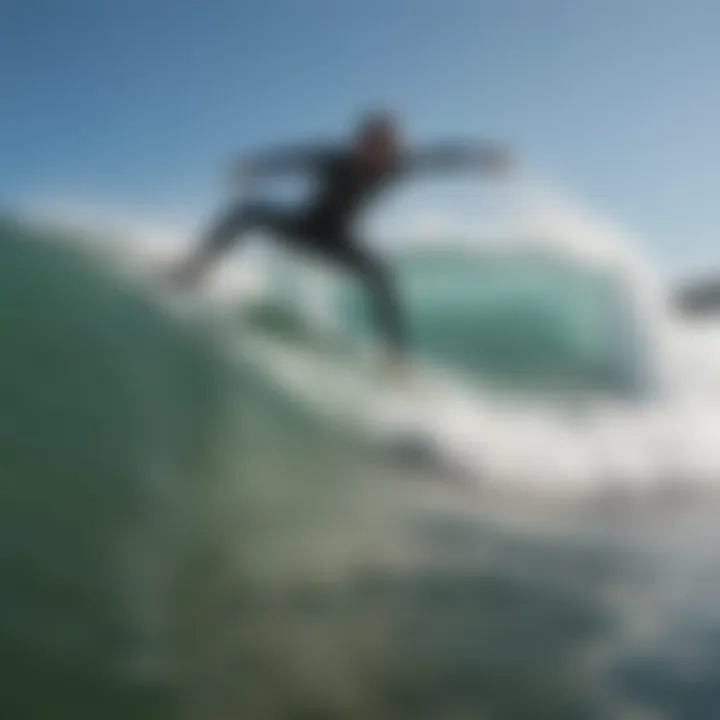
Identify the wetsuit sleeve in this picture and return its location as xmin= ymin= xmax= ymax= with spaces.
xmin=400 ymin=143 xmax=510 ymax=176
xmin=241 ymin=145 xmax=337 ymax=177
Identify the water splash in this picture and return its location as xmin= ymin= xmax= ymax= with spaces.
xmin=3 ymin=208 xmax=720 ymax=719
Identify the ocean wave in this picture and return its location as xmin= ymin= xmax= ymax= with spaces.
xmin=4 ymin=216 xmax=720 ymax=719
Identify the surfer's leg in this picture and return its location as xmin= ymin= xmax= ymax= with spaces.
xmin=175 ymin=203 xmax=286 ymax=286
xmin=329 ymin=242 xmax=408 ymax=355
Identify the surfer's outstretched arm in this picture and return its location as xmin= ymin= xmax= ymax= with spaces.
xmin=401 ymin=142 xmax=513 ymax=179
xmin=230 ymin=144 xmax=337 ymax=182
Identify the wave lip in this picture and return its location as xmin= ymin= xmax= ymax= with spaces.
xmin=247 ymin=236 xmax=720 ymax=507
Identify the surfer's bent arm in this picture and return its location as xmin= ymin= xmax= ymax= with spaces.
xmin=231 ymin=144 xmax=335 ymax=180
xmin=400 ymin=142 xmax=512 ymax=178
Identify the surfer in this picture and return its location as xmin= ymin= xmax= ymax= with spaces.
xmin=173 ymin=113 xmax=512 ymax=372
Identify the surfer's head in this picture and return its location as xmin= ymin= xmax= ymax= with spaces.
xmin=356 ymin=112 xmax=399 ymax=166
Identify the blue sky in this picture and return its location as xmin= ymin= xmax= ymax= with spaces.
xmin=1 ymin=0 xmax=719 ymax=272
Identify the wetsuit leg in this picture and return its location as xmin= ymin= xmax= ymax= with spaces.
xmin=178 ymin=202 xmax=295 ymax=283
xmin=322 ymin=240 xmax=407 ymax=353
xmin=199 ymin=202 xmax=291 ymax=259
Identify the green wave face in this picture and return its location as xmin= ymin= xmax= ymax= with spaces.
xmin=260 ymin=245 xmax=649 ymax=398
xmin=0 ymin=219 xmax=675 ymax=720
xmin=0 ymin=217 xmax=239 ymax=717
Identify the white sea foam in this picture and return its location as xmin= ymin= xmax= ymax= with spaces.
xmin=25 ymin=180 xmax=720 ymax=503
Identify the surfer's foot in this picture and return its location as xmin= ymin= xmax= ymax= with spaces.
xmin=383 ymin=350 xmax=412 ymax=384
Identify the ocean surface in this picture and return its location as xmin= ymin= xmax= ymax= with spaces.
xmin=3 ymin=215 xmax=720 ymax=719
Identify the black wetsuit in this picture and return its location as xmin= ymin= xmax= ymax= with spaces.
xmin=201 ymin=143 xmax=491 ymax=351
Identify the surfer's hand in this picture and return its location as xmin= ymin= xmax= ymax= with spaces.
xmin=480 ymin=144 xmax=514 ymax=179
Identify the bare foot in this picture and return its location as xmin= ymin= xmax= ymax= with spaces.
xmin=383 ymin=351 xmax=413 ymax=386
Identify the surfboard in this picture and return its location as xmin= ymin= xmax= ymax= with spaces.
xmin=232 ymin=326 xmax=456 ymax=469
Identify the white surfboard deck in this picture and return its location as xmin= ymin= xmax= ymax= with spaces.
xmin=230 ymin=326 xmax=494 ymax=477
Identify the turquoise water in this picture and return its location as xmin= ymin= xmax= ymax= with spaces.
xmin=1 ymin=217 xmax=719 ymax=719
xmin=264 ymin=245 xmax=650 ymax=398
